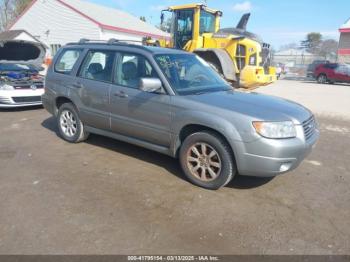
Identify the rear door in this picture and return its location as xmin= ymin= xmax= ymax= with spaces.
xmin=109 ymin=52 xmax=172 ymax=147
xmin=49 ymin=48 xmax=84 ymax=100
xmin=75 ymin=49 xmax=115 ymax=130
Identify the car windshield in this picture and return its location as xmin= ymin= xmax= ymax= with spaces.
xmin=154 ymin=53 xmax=231 ymax=95
xmin=0 ymin=63 xmax=37 ymax=72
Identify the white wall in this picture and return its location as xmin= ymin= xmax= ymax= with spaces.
xmin=100 ymin=29 xmax=143 ymax=44
xmin=10 ymin=0 xmax=100 ymax=50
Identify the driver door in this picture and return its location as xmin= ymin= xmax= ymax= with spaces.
xmin=109 ymin=52 xmax=172 ymax=147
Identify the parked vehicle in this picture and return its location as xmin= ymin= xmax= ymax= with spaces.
xmin=145 ymin=3 xmax=276 ymax=89
xmin=0 ymin=40 xmax=46 ymax=108
xmin=306 ymin=60 xmax=329 ymax=78
xmin=42 ymin=40 xmax=319 ymax=190
xmin=315 ymin=63 xmax=350 ymax=84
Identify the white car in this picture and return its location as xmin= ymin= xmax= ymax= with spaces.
xmin=0 ymin=39 xmax=46 ymax=108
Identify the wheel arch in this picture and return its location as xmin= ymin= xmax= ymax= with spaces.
xmin=175 ymin=123 xmax=238 ymax=167
xmin=193 ymin=48 xmax=237 ymax=82
xmin=55 ymin=96 xmax=74 ymax=116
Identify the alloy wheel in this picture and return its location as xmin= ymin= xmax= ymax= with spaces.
xmin=186 ymin=142 xmax=222 ymax=181
xmin=59 ymin=110 xmax=77 ymax=137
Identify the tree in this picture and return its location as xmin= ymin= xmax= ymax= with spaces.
xmin=0 ymin=0 xmax=12 ymax=31
xmin=14 ymin=0 xmax=31 ymax=15
xmin=318 ymin=39 xmax=338 ymax=60
xmin=300 ymin=32 xmax=322 ymax=54
xmin=0 ymin=0 xmax=31 ymax=32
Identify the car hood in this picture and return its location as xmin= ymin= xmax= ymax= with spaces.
xmin=183 ymin=90 xmax=312 ymax=124
xmin=0 ymin=40 xmax=46 ymax=69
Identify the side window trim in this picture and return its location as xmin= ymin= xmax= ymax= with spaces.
xmin=54 ymin=48 xmax=83 ymax=75
xmin=77 ymin=49 xmax=117 ymax=84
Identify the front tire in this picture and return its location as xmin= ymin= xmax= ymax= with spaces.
xmin=179 ymin=131 xmax=236 ymax=190
xmin=317 ymin=74 xmax=327 ymax=84
xmin=57 ymin=102 xmax=89 ymax=143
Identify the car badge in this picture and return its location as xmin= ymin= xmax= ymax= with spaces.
xmin=30 ymin=85 xmax=37 ymax=90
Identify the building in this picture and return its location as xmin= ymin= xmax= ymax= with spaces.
xmin=7 ymin=0 xmax=169 ymax=57
xmin=338 ymin=18 xmax=350 ymax=63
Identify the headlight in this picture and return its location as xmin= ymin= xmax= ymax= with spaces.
xmin=253 ymin=121 xmax=296 ymax=139
xmin=0 ymin=84 xmax=15 ymax=90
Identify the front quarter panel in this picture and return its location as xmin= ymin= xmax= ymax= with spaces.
xmin=169 ymin=96 xmax=247 ymax=158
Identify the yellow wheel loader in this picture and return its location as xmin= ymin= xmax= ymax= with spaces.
xmin=146 ymin=3 xmax=276 ymax=88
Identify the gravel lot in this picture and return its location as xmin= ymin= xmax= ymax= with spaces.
xmin=0 ymin=79 xmax=349 ymax=255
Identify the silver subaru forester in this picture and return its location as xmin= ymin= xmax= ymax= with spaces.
xmin=42 ymin=40 xmax=319 ymax=190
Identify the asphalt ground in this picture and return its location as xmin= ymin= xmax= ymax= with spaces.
xmin=0 ymin=80 xmax=349 ymax=254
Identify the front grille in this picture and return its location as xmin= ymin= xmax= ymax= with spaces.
xmin=302 ymin=116 xmax=317 ymax=140
xmin=12 ymin=96 xmax=42 ymax=103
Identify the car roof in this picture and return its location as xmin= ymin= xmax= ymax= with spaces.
xmin=65 ymin=40 xmax=190 ymax=56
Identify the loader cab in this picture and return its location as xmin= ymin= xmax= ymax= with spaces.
xmin=162 ymin=4 xmax=221 ymax=50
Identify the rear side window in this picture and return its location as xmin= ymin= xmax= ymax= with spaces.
xmin=55 ymin=49 xmax=82 ymax=74
xmin=78 ymin=50 xmax=115 ymax=83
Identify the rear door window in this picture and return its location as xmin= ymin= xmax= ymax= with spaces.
xmin=54 ymin=49 xmax=82 ymax=74
xmin=78 ymin=50 xmax=115 ymax=83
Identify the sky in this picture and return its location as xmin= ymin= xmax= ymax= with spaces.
xmin=88 ymin=0 xmax=350 ymax=50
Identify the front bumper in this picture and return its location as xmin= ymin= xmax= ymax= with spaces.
xmin=233 ymin=126 xmax=319 ymax=177
xmin=0 ymin=89 xmax=44 ymax=108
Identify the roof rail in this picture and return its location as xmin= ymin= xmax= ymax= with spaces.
xmin=74 ymin=38 xmax=145 ymax=45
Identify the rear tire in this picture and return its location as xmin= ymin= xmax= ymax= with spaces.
xmin=179 ymin=131 xmax=236 ymax=190
xmin=317 ymin=74 xmax=327 ymax=84
xmin=57 ymin=102 xmax=89 ymax=143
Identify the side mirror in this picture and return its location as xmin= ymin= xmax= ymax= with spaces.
xmin=139 ymin=78 xmax=163 ymax=93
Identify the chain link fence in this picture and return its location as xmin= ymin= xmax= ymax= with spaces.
xmin=272 ymin=50 xmax=337 ymax=77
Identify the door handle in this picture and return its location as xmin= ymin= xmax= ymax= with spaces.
xmin=72 ymin=82 xmax=84 ymax=89
xmin=114 ymin=91 xmax=128 ymax=98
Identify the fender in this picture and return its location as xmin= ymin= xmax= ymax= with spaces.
xmin=194 ymin=48 xmax=237 ymax=82
xmin=170 ymin=110 xmax=243 ymax=157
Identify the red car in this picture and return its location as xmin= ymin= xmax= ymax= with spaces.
xmin=314 ymin=63 xmax=350 ymax=84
